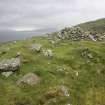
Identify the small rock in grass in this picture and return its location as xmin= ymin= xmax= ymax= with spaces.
xmin=88 ymin=35 xmax=97 ymax=41
xmin=60 ymin=85 xmax=70 ymax=97
xmin=50 ymin=40 xmax=55 ymax=44
xmin=87 ymin=53 xmax=93 ymax=59
xmin=17 ymin=73 xmax=40 ymax=86
xmin=39 ymin=85 xmax=70 ymax=105
xmin=30 ymin=44 xmax=42 ymax=52
xmin=16 ymin=52 xmax=21 ymax=57
xmin=75 ymin=71 xmax=79 ymax=77
xmin=1 ymin=71 xmax=13 ymax=77
xmin=43 ymin=49 xmax=53 ymax=58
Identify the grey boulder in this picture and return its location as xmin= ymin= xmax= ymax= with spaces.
xmin=17 ymin=73 xmax=40 ymax=86
xmin=0 ymin=58 xmax=21 ymax=72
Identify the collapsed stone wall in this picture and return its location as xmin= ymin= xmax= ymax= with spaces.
xmin=48 ymin=26 xmax=104 ymax=43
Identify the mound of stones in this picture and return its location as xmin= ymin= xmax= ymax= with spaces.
xmin=57 ymin=27 xmax=87 ymax=40
xmin=48 ymin=26 xmax=103 ymax=42
xmin=0 ymin=58 xmax=21 ymax=72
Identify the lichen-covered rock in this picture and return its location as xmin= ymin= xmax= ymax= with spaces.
xmin=1 ymin=71 xmax=13 ymax=77
xmin=0 ymin=58 xmax=21 ymax=72
xmin=17 ymin=73 xmax=40 ymax=86
xmin=43 ymin=49 xmax=53 ymax=58
xmin=59 ymin=85 xmax=69 ymax=97
xmin=81 ymin=47 xmax=93 ymax=59
xmin=15 ymin=52 xmax=21 ymax=57
xmin=30 ymin=44 xmax=42 ymax=52
xmin=88 ymin=34 xmax=97 ymax=41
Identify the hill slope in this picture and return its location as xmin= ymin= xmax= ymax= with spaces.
xmin=78 ymin=18 xmax=105 ymax=33
xmin=0 ymin=19 xmax=105 ymax=105
xmin=0 ymin=37 xmax=105 ymax=105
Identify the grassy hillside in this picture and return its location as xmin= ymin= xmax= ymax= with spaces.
xmin=78 ymin=18 xmax=105 ymax=33
xmin=0 ymin=35 xmax=105 ymax=105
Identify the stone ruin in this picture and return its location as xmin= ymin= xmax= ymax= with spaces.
xmin=48 ymin=26 xmax=104 ymax=43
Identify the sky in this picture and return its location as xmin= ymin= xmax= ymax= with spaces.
xmin=0 ymin=0 xmax=105 ymax=31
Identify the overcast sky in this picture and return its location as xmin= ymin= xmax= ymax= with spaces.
xmin=0 ymin=0 xmax=105 ymax=31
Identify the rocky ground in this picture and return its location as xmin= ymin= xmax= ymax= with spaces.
xmin=0 ymin=27 xmax=105 ymax=105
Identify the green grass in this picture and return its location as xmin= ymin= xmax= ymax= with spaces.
xmin=78 ymin=18 xmax=105 ymax=33
xmin=0 ymin=36 xmax=105 ymax=105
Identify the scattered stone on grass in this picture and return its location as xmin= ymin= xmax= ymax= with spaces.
xmin=88 ymin=35 xmax=97 ymax=41
xmin=80 ymin=47 xmax=93 ymax=59
xmin=17 ymin=73 xmax=40 ymax=86
xmin=1 ymin=71 xmax=13 ymax=77
xmin=38 ymin=85 xmax=70 ymax=105
xmin=16 ymin=52 xmax=21 ymax=57
xmin=43 ymin=49 xmax=53 ymax=58
xmin=30 ymin=44 xmax=42 ymax=52
xmin=75 ymin=71 xmax=79 ymax=77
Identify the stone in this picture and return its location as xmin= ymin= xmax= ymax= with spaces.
xmin=16 ymin=52 xmax=21 ymax=57
xmin=50 ymin=40 xmax=55 ymax=44
xmin=38 ymin=85 xmax=69 ymax=105
xmin=66 ymin=104 xmax=72 ymax=105
xmin=17 ymin=73 xmax=40 ymax=86
xmin=87 ymin=53 xmax=93 ymax=59
xmin=1 ymin=71 xmax=13 ymax=77
xmin=43 ymin=49 xmax=53 ymax=58
xmin=59 ymin=85 xmax=69 ymax=97
xmin=75 ymin=71 xmax=79 ymax=77
xmin=81 ymin=47 xmax=93 ymax=59
xmin=30 ymin=44 xmax=42 ymax=52
xmin=0 ymin=58 xmax=21 ymax=72
xmin=47 ymin=86 xmax=69 ymax=97
xmin=88 ymin=35 xmax=97 ymax=41
xmin=13 ymin=41 xmax=17 ymax=43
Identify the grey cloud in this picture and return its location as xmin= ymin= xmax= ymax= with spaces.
xmin=0 ymin=0 xmax=105 ymax=31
